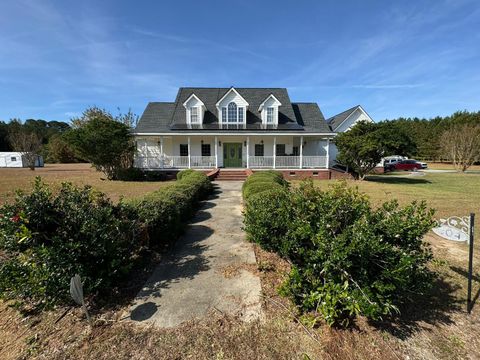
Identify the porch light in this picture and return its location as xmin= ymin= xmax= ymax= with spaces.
xmin=157 ymin=141 xmax=161 ymax=146
xmin=244 ymin=141 xmax=247 ymax=147
xmin=260 ymin=140 xmax=264 ymax=144
xmin=218 ymin=141 xmax=222 ymax=147
xmin=303 ymin=141 xmax=307 ymax=146
xmin=201 ymin=140 xmax=204 ymax=145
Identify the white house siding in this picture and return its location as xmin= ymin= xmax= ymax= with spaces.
xmin=335 ymin=108 xmax=372 ymax=133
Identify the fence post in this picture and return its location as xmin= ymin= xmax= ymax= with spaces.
xmin=467 ymin=213 xmax=475 ymax=313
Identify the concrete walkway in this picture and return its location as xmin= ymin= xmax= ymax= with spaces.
xmin=128 ymin=181 xmax=262 ymax=328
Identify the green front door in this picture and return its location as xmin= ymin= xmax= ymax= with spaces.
xmin=223 ymin=143 xmax=243 ymax=168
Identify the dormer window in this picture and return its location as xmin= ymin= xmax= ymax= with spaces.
xmin=258 ymin=94 xmax=281 ymax=126
xmin=183 ymin=93 xmax=205 ymax=125
xmin=190 ymin=106 xmax=199 ymax=123
xmin=266 ymin=107 xmax=274 ymax=123
xmin=216 ymin=87 xmax=249 ymax=125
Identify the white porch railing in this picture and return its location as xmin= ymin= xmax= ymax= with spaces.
xmin=276 ymin=156 xmax=300 ymax=168
xmin=135 ymin=156 xmax=215 ymax=169
xmin=302 ymin=156 xmax=327 ymax=168
xmin=135 ymin=155 xmax=328 ymax=169
xmin=249 ymin=156 xmax=274 ymax=168
xmin=190 ymin=156 xmax=216 ymax=168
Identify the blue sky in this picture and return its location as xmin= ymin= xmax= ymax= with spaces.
xmin=1 ymin=0 xmax=479 ymax=122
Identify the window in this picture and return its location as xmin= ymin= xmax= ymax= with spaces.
xmin=292 ymin=146 xmax=299 ymax=156
xmin=276 ymin=144 xmax=286 ymax=156
xmin=238 ymin=107 xmax=244 ymax=122
xmin=222 ymin=107 xmax=227 ymax=122
xmin=11 ymin=157 xmax=16 ymax=162
xmin=254 ymin=144 xmax=264 ymax=156
xmin=201 ymin=143 xmax=211 ymax=156
xmin=180 ymin=144 xmax=189 ymax=157
xmin=267 ymin=107 xmax=274 ymax=123
xmin=190 ymin=107 xmax=199 ymax=123
xmin=227 ymin=102 xmax=237 ymax=123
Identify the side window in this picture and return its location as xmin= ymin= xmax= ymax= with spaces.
xmin=11 ymin=157 xmax=16 ymax=161
xmin=276 ymin=144 xmax=286 ymax=156
xmin=201 ymin=143 xmax=211 ymax=156
xmin=180 ymin=144 xmax=189 ymax=156
xmin=254 ymin=144 xmax=264 ymax=156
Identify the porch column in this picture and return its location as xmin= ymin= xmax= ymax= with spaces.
xmin=325 ymin=138 xmax=330 ymax=169
xmin=246 ymin=136 xmax=250 ymax=168
xmin=188 ymin=136 xmax=191 ymax=169
xmin=215 ymin=136 xmax=218 ymax=168
xmin=144 ymin=140 xmax=149 ymax=168
xmin=299 ymin=136 xmax=303 ymax=169
xmin=273 ymin=136 xmax=276 ymax=169
xmin=160 ymin=136 xmax=164 ymax=169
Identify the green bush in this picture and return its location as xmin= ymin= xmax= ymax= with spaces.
xmin=243 ymin=180 xmax=436 ymax=326
xmin=242 ymin=171 xmax=287 ymax=201
xmin=0 ymin=170 xmax=213 ymax=309
xmin=0 ymin=178 xmax=138 ymax=308
xmin=126 ymin=170 xmax=212 ymax=247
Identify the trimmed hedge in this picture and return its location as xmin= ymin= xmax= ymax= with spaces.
xmin=0 ymin=170 xmax=212 ymax=308
xmin=127 ymin=170 xmax=212 ymax=247
xmin=242 ymin=171 xmax=288 ymax=201
xmin=243 ymin=180 xmax=436 ymax=326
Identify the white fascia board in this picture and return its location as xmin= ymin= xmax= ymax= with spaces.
xmin=258 ymin=94 xmax=282 ymax=112
xmin=333 ymin=106 xmax=359 ymax=131
xmin=357 ymin=105 xmax=374 ymax=122
xmin=215 ymin=87 xmax=249 ymax=109
xmin=182 ymin=93 xmax=205 ymax=108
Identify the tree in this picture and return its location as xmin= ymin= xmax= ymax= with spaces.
xmin=440 ymin=123 xmax=480 ymax=172
xmin=8 ymin=124 xmax=43 ymax=170
xmin=65 ymin=108 xmax=135 ymax=180
xmin=45 ymin=134 xmax=79 ymax=163
xmin=334 ymin=120 xmax=416 ymax=180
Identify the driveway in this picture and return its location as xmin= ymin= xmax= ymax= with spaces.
xmin=128 ymin=181 xmax=262 ymax=328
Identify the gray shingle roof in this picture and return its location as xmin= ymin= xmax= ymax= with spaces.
xmin=135 ymin=88 xmax=332 ymax=133
xmin=326 ymin=105 xmax=360 ymax=131
xmin=291 ymin=103 xmax=331 ymax=132
xmin=135 ymin=102 xmax=175 ymax=133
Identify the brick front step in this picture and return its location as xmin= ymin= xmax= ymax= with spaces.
xmin=214 ymin=169 xmax=248 ymax=181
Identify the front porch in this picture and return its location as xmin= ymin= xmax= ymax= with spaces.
xmin=134 ymin=135 xmax=332 ymax=170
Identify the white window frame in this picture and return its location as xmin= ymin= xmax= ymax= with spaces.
xmin=222 ymin=102 xmax=245 ymax=124
xmin=190 ymin=106 xmax=199 ymax=123
xmin=266 ymin=107 xmax=274 ymax=124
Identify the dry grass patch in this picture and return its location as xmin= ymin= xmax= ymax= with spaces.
xmin=0 ymin=163 xmax=172 ymax=205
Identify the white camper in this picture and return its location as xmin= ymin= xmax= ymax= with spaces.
xmin=0 ymin=152 xmax=44 ymax=168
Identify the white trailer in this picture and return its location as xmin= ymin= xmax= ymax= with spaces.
xmin=0 ymin=152 xmax=44 ymax=168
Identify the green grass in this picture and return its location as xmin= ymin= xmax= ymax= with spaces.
xmin=303 ymin=172 xmax=480 ymax=241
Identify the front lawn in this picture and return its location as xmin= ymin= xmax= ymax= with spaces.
xmin=0 ymin=163 xmax=172 ymax=205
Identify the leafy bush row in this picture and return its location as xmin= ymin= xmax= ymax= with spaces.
xmin=0 ymin=170 xmax=212 ymax=308
xmin=242 ymin=171 xmax=288 ymax=201
xmin=243 ymin=180 xmax=436 ymax=326
xmin=125 ymin=170 xmax=212 ymax=247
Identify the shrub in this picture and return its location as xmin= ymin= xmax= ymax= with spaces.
xmin=125 ymin=170 xmax=212 ymax=248
xmin=0 ymin=170 xmax=213 ymax=309
xmin=243 ymin=180 xmax=436 ymax=326
xmin=0 ymin=178 xmax=138 ymax=308
xmin=242 ymin=171 xmax=287 ymax=201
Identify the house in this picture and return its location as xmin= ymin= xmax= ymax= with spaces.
xmin=133 ymin=87 xmax=373 ymax=178
xmin=0 ymin=152 xmax=44 ymax=168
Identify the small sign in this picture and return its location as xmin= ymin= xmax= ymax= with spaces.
xmin=433 ymin=216 xmax=470 ymax=242
xmin=70 ymin=274 xmax=85 ymax=305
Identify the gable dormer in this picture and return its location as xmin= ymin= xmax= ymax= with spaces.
xmin=215 ymin=87 xmax=249 ymax=124
xmin=258 ymin=94 xmax=281 ymax=125
xmin=183 ymin=93 xmax=205 ymax=125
